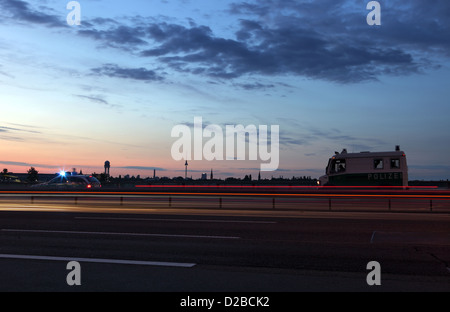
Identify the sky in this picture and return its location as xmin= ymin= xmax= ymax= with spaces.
xmin=0 ymin=0 xmax=449 ymax=180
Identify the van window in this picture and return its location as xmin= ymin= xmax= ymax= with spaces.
xmin=69 ymin=177 xmax=87 ymax=184
xmin=331 ymin=159 xmax=346 ymax=173
xmin=390 ymin=158 xmax=400 ymax=169
xmin=374 ymin=159 xmax=384 ymax=169
xmin=87 ymin=176 xmax=100 ymax=183
xmin=49 ymin=176 xmax=68 ymax=184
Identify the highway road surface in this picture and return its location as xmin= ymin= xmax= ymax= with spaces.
xmin=0 ymin=195 xmax=449 ymax=295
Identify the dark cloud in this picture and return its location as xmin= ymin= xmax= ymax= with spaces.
xmin=136 ymin=8 xmax=425 ymax=83
xmin=90 ymin=64 xmax=164 ymax=82
xmin=233 ymin=82 xmax=275 ymax=90
xmin=230 ymin=0 xmax=450 ymax=55
xmin=0 ymin=160 xmax=56 ymax=168
xmin=278 ymin=126 xmax=388 ymax=149
xmin=75 ymin=94 xmax=109 ymax=106
xmin=89 ymin=17 xmax=119 ymax=26
xmin=0 ymin=0 xmax=66 ymax=27
xmin=4 ymin=0 xmax=449 ymax=84
xmin=0 ymin=125 xmax=41 ymax=134
xmin=78 ymin=25 xmax=148 ymax=50
xmin=74 ymin=94 xmax=122 ymax=109
xmin=229 ymin=2 xmax=273 ymax=17
xmin=147 ymin=0 xmax=448 ymax=83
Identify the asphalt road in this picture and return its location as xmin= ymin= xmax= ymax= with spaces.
xmin=0 ymin=198 xmax=449 ymax=293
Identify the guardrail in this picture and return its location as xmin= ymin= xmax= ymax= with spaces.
xmin=0 ymin=190 xmax=450 ymax=213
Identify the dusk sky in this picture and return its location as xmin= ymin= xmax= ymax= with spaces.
xmin=0 ymin=0 xmax=449 ymax=180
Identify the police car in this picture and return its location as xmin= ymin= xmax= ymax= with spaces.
xmin=32 ymin=171 xmax=101 ymax=190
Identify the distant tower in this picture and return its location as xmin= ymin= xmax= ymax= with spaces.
xmin=153 ymin=169 xmax=156 ymax=179
xmin=104 ymin=160 xmax=110 ymax=177
xmin=185 ymin=160 xmax=188 ymax=180
xmin=210 ymin=168 xmax=213 ymax=180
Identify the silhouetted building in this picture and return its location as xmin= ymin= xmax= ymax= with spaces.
xmin=104 ymin=160 xmax=110 ymax=177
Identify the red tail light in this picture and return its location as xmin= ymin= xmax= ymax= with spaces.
xmin=87 ymin=184 xmax=92 ymax=188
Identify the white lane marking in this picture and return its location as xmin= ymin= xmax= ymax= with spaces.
xmin=74 ymin=216 xmax=277 ymax=224
xmin=1 ymin=229 xmax=240 ymax=240
xmin=0 ymin=254 xmax=196 ymax=268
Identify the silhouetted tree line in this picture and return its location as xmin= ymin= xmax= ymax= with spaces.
xmin=98 ymin=174 xmax=318 ymax=186
xmin=0 ymin=167 xmax=39 ymax=184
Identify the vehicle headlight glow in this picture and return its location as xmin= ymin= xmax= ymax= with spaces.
xmin=60 ymin=171 xmax=66 ymax=177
